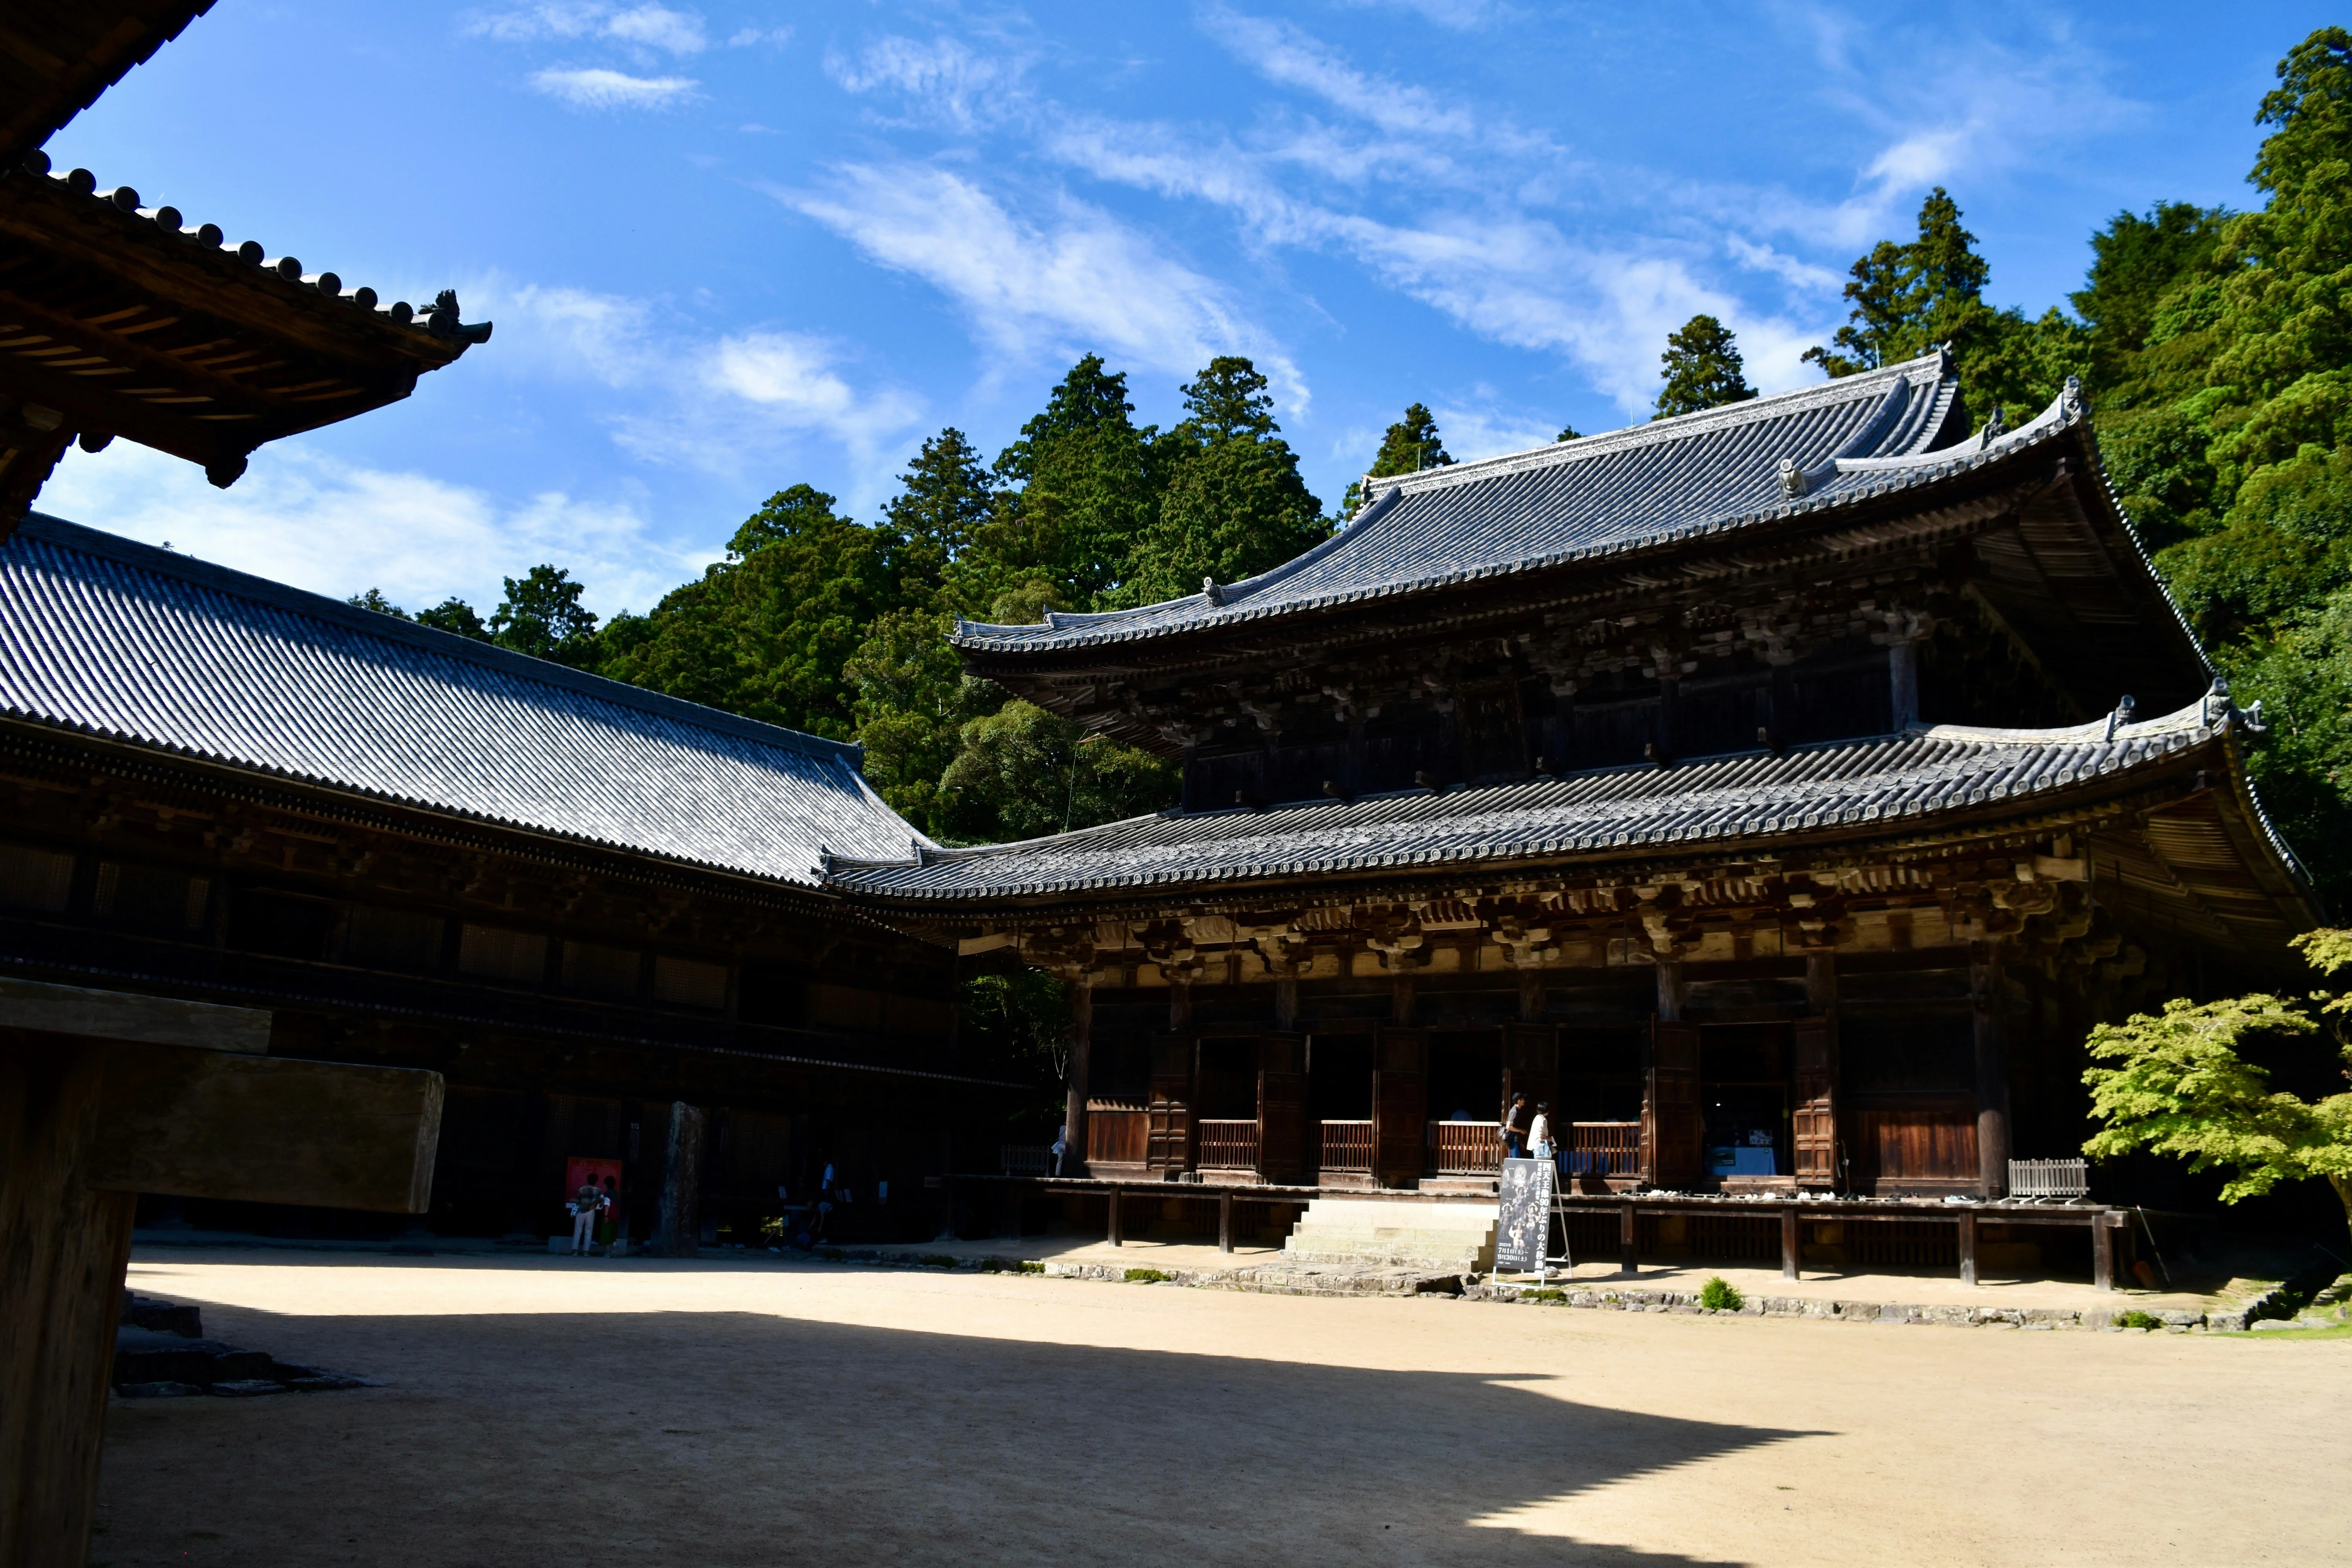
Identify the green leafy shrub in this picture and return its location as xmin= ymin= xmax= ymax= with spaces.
xmin=922 ymin=1254 xmax=959 ymax=1269
xmin=2114 ymin=1310 xmax=2164 ymax=1329
xmin=1018 ymin=1259 xmax=1045 ymax=1274
xmin=1124 ymin=1267 xmax=1171 ymax=1284
xmin=1522 ymin=1288 xmax=1566 ymax=1303
xmin=1699 ymin=1276 xmax=1745 ymax=1312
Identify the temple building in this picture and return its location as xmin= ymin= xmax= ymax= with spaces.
xmin=0 ymin=516 xmax=997 ymax=1242
xmin=829 ymin=351 xmax=2319 ymax=1204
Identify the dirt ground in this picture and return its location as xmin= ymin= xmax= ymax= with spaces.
xmin=95 ymin=1249 xmax=2349 ymax=1568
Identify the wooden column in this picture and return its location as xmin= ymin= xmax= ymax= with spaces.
xmin=1619 ymin=1202 xmax=1638 ymax=1275
xmin=1517 ymin=967 xmax=1546 ymax=1022
xmin=1064 ymin=976 xmax=1093 ymax=1179
xmin=1957 ymin=1209 xmax=1979 ymax=1287
xmin=1168 ymin=978 xmax=1192 ymax=1033
xmin=1392 ymin=974 xmax=1416 ymax=1025
xmin=1655 ymin=960 xmax=1686 ymax=1021
xmin=1888 ymin=639 xmax=1921 ymax=729
xmin=1274 ymin=975 xmax=1299 ymax=1031
xmin=2092 ymin=1212 xmax=2116 ymax=1291
xmin=0 ymin=1034 xmax=134 ymax=1568
xmin=1 ymin=983 xmax=439 ymax=1568
xmin=1780 ymin=1205 xmax=1800 ymax=1280
xmin=1970 ymin=944 xmax=2012 ymax=1198
xmin=653 ymin=1100 xmax=705 ymax=1256
xmin=1218 ymin=1188 xmax=1234 ymax=1253
xmin=1107 ymin=1184 xmax=1122 ymax=1247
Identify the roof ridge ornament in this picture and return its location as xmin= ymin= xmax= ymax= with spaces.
xmin=2061 ymin=374 xmax=2087 ymax=420
xmin=1202 ymin=577 xmax=1227 ymax=607
xmin=1777 ymin=457 xmax=1809 ymax=499
xmin=1976 ymin=402 xmax=2007 ymax=449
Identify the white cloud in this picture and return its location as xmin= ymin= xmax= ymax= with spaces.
xmin=1427 ymin=400 xmax=1570 ymax=462
xmin=1334 ymin=0 xmax=1515 ymax=28
xmin=528 ymin=66 xmax=699 ymax=110
xmin=474 ymin=280 xmax=926 ymax=475
xmin=468 ymin=4 xmax=709 ymax=55
xmin=1203 ymin=6 xmax=1473 ymax=138
xmin=38 ymin=442 xmax=693 ymax=618
xmin=773 ymin=163 xmax=1306 ymax=410
xmin=728 ymin=25 xmax=791 ymax=48
xmin=826 ymin=35 xmax=1027 ymax=131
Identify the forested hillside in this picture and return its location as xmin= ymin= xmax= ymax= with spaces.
xmin=356 ymin=25 xmax=2352 ymax=905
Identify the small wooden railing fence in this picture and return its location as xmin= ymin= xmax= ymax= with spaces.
xmin=2008 ymin=1158 xmax=2090 ymax=1199
xmin=1197 ymin=1120 xmax=1260 ymax=1170
xmin=1566 ymin=1121 xmax=1641 ymax=1176
xmin=1317 ymin=1120 xmax=1373 ymax=1172
xmin=1428 ymin=1120 xmax=1503 ymax=1175
xmin=1000 ymin=1144 xmax=1054 ymax=1176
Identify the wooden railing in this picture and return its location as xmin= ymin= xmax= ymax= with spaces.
xmin=1197 ymin=1120 xmax=1260 ymax=1170
xmin=1566 ymin=1121 xmax=1641 ymax=1176
xmin=1000 ymin=1144 xmax=1054 ymax=1176
xmin=1317 ymin=1120 xmax=1374 ymax=1172
xmin=2008 ymin=1157 xmax=2090 ymax=1199
xmin=1428 ymin=1120 xmax=1503 ymax=1175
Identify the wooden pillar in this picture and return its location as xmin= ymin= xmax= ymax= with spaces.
xmin=1218 ymin=1188 xmax=1234 ymax=1253
xmin=1970 ymin=943 xmax=2012 ymax=1198
xmin=1780 ymin=1205 xmax=1800 ymax=1280
xmin=1064 ymin=976 xmax=1093 ymax=1179
xmin=1392 ymin=974 xmax=1416 ymax=1026
xmin=0 ymin=1036 xmax=135 ymax=1568
xmin=1107 ymin=1183 xmax=1122 ymax=1247
xmin=1274 ymin=975 xmax=1298 ymax=1032
xmin=1889 ymin=639 xmax=1920 ymax=729
xmin=2092 ymin=1212 xmax=2115 ymax=1291
xmin=1804 ymin=951 xmax=1837 ymax=1013
xmin=1517 ymin=968 xmax=1545 ymax=1023
xmin=1655 ymin=961 xmax=1686 ymax=1022
xmin=653 ymin=1100 xmax=705 ymax=1256
xmin=1168 ymin=978 xmax=1192 ymax=1033
xmin=1957 ymin=1209 xmax=1979 ymax=1287
xmin=1619 ymin=1201 xmax=1638 ymax=1275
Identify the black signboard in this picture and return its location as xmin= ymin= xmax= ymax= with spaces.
xmin=1495 ymin=1156 xmax=1557 ymax=1274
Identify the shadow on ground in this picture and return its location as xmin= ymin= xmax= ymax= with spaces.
xmin=96 ymin=1277 xmax=1818 ymax=1567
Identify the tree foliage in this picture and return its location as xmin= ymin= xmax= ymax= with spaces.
xmin=1653 ymin=315 xmax=1757 ymax=419
xmin=1341 ymin=402 xmax=1453 ymax=514
xmin=2083 ymin=931 xmax=2352 ymax=1244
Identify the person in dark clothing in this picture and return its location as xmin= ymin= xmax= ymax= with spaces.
xmin=1502 ymin=1093 xmax=1534 ymax=1160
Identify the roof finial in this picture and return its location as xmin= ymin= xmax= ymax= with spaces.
xmin=2061 ymin=374 xmax=2086 ymax=419
xmin=1202 ymin=577 xmax=1226 ymax=606
xmin=1777 ymin=457 xmax=1808 ymax=499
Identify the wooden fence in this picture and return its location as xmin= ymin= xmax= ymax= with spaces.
xmin=1198 ymin=1120 xmax=1260 ymax=1171
xmin=1317 ymin=1120 xmax=1373 ymax=1172
xmin=1566 ymin=1121 xmax=1640 ymax=1176
xmin=1429 ymin=1120 xmax=1502 ymax=1175
xmin=2008 ymin=1158 xmax=2090 ymax=1198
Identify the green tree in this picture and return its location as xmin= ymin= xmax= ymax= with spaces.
xmin=2071 ymin=202 xmax=2230 ymax=401
xmin=885 ymin=427 xmax=994 ymax=606
xmin=1556 ymin=423 xmax=1582 ymax=442
xmin=347 ymin=588 xmax=410 ymax=619
xmin=594 ymin=485 xmax=901 ymax=738
xmin=936 ymin=699 xmax=1176 ymax=843
xmin=844 ymin=606 xmax=1001 ymax=831
xmin=2083 ymin=929 xmax=2352 ymax=1247
xmin=1805 ymin=187 xmax=2083 ymax=432
xmin=1118 ymin=356 xmax=1328 ymax=607
xmin=415 ymin=598 xmax=490 ymax=641
xmin=488 ymin=565 xmax=598 ymax=665
xmin=971 ymin=356 xmax=1171 ymax=610
xmin=1653 ymin=314 xmax=1757 ymax=419
xmin=1341 ymin=402 xmax=1453 ymax=514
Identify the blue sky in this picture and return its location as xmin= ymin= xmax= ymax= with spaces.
xmin=37 ymin=0 xmax=2337 ymax=619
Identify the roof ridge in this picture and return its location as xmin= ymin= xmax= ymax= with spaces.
xmin=17 ymin=514 xmax=862 ymax=767
xmin=1360 ymin=348 xmax=1953 ymax=504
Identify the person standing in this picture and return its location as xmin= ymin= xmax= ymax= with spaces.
xmin=1501 ymin=1093 xmax=1533 ymax=1160
xmin=568 ymin=1181 xmax=601 ymax=1255
xmin=1528 ymin=1102 xmax=1554 ymax=1162
xmin=596 ymin=1174 xmax=620 ymax=1252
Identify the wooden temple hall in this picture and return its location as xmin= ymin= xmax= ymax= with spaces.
xmin=831 ymin=351 xmax=2321 ymax=1209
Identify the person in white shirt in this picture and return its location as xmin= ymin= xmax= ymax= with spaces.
xmin=1528 ymin=1103 xmax=1555 ymax=1162
xmin=568 ymin=1183 xmax=602 ymax=1255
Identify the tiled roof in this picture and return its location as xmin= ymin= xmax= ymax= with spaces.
xmin=14 ymin=152 xmax=490 ymax=339
xmin=953 ymin=351 xmax=2015 ymax=656
xmin=0 ymin=515 xmax=926 ymax=885
xmin=826 ymin=695 xmax=2247 ymax=904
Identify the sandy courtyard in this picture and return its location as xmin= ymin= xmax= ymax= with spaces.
xmin=94 ymin=1249 xmax=2348 ymax=1567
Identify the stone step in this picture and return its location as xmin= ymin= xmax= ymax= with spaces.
xmin=1280 ymin=1196 xmax=1499 ymax=1272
